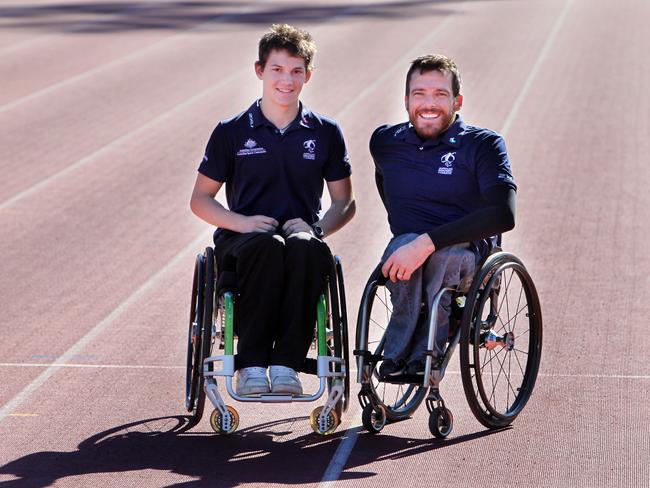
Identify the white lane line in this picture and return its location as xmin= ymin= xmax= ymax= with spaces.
xmin=0 ymin=363 xmax=184 ymax=370
xmin=0 ymin=3 xmax=364 ymax=212
xmin=0 ymin=231 xmax=210 ymax=422
xmin=0 ymin=68 xmax=244 ymax=211
xmin=4 ymin=364 xmax=647 ymax=380
xmin=500 ymin=0 xmax=574 ymax=137
xmin=435 ymin=370 xmax=650 ymax=380
xmin=318 ymin=14 xmax=457 ymax=486
xmin=319 ymin=1 xmax=575 ymax=484
xmin=319 ymin=423 xmax=363 ymax=487
xmin=0 ymin=2 xmax=264 ymax=113
xmin=335 ymin=14 xmax=455 ymax=121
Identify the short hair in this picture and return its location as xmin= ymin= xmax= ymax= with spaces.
xmin=257 ymin=24 xmax=317 ymax=71
xmin=405 ymin=54 xmax=462 ymax=97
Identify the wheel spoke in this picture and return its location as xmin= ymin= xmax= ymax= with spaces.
xmin=510 ymin=285 xmax=525 ymax=335
xmin=394 ymin=384 xmax=404 ymax=408
xmin=488 ymin=346 xmax=508 ymax=407
xmin=514 ymin=329 xmax=530 ymax=341
xmin=496 ymin=269 xmax=515 ymax=322
xmin=513 ymin=349 xmax=526 ymax=377
xmin=497 ymin=303 xmax=529 ymax=332
xmin=480 ymin=344 xmax=506 ymax=369
xmin=369 ymin=317 xmax=387 ymax=330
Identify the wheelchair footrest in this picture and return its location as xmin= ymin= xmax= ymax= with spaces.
xmin=381 ymin=373 xmax=426 ymax=385
xmin=353 ymin=349 xmax=383 ymax=363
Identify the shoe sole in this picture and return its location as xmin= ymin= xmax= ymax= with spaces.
xmin=271 ymin=385 xmax=303 ymax=395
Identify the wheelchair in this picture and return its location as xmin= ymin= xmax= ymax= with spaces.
xmin=184 ymin=246 xmax=350 ymax=436
xmin=354 ymin=246 xmax=542 ymax=438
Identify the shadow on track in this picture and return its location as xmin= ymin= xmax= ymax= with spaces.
xmin=0 ymin=414 xmax=508 ymax=487
xmin=0 ymin=0 xmax=472 ymax=33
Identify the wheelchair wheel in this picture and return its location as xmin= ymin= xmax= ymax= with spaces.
xmin=326 ymin=256 xmax=350 ymax=415
xmin=361 ymin=404 xmax=387 ymax=434
xmin=428 ymin=407 xmax=453 ymax=439
xmin=459 ymin=252 xmax=542 ymax=429
xmin=184 ymin=247 xmax=216 ymax=425
xmin=356 ymin=268 xmax=427 ymax=421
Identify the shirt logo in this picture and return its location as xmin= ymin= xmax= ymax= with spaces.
xmin=449 ymin=137 xmax=456 ymax=143
xmin=394 ymin=125 xmax=407 ymax=137
xmin=303 ymin=139 xmax=316 ymax=160
xmin=237 ymin=138 xmax=267 ymax=156
xmin=248 ymin=113 xmax=254 ymax=128
xmin=438 ymin=151 xmax=455 ymax=175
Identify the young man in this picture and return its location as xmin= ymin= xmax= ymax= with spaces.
xmin=371 ymin=54 xmax=516 ymax=377
xmin=190 ymin=25 xmax=355 ymax=395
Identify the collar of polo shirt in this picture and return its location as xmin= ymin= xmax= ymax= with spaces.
xmin=247 ymin=99 xmax=316 ymax=132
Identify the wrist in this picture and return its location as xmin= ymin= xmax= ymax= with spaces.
xmin=416 ymin=233 xmax=436 ymax=254
xmin=311 ymin=222 xmax=325 ymax=239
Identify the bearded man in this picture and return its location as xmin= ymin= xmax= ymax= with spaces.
xmin=370 ymin=54 xmax=517 ymax=377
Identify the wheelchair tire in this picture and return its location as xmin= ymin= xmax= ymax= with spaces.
xmin=356 ymin=268 xmax=427 ymax=421
xmin=330 ymin=256 xmax=350 ymax=413
xmin=185 ymin=253 xmax=204 ymax=417
xmin=428 ymin=407 xmax=453 ymax=439
xmin=459 ymin=252 xmax=542 ymax=429
xmin=185 ymin=248 xmax=216 ymax=425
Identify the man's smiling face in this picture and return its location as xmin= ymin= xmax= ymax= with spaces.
xmin=405 ymin=69 xmax=463 ymax=139
xmin=256 ymin=48 xmax=311 ymax=109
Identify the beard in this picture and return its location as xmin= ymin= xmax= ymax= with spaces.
xmin=408 ymin=106 xmax=456 ymax=140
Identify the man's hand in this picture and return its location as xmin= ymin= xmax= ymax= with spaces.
xmin=236 ymin=215 xmax=278 ymax=233
xmin=382 ymin=234 xmax=436 ymax=282
xmin=282 ymin=218 xmax=313 ymax=236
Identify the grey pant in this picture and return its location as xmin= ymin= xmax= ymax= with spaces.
xmin=381 ymin=233 xmax=477 ymax=363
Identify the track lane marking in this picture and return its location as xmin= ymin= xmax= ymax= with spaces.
xmin=0 ymin=363 xmax=185 ymax=369
xmin=0 ymin=1 xmax=266 ymax=113
xmin=0 ymin=68 xmax=246 ymax=211
xmin=0 ymin=2 xmax=365 ymax=211
xmin=319 ymin=1 xmax=575 ymax=484
xmin=2 ymin=363 xmax=648 ymax=381
xmin=0 ymin=231 xmax=210 ymax=422
xmin=500 ymin=0 xmax=574 ymax=137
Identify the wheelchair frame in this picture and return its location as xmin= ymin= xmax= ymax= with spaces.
xmin=184 ymin=246 xmax=350 ymax=435
xmin=355 ymin=250 xmax=543 ymax=438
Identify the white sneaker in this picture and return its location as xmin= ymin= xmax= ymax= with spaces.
xmin=269 ymin=365 xmax=303 ymax=395
xmin=235 ymin=367 xmax=270 ymax=396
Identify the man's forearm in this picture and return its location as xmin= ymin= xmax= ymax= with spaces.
xmin=316 ymin=198 xmax=356 ymax=238
xmin=190 ymin=194 xmax=245 ymax=232
xmin=426 ymin=186 xmax=516 ymax=249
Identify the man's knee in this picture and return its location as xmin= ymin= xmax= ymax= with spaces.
xmin=285 ymin=232 xmax=331 ymax=261
xmin=239 ymin=232 xmax=285 ymax=257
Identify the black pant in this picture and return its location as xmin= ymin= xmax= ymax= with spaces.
xmin=213 ymin=231 xmax=332 ymax=370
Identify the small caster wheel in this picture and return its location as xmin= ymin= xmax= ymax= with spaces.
xmin=210 ymin=406 xmax=239 ymax=435
xmin=309 ymin=406 xmax=340 ymax=435
xmin=429 ymin=407 xmax=453 ymax=438
xmin=361 ymin=404 xmax=386 ymax=434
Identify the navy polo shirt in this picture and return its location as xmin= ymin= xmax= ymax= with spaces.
xmin=198 ymin=100 xmax=351 ymax=234
xmin=370 ymin=115 xmax=516 ymax=237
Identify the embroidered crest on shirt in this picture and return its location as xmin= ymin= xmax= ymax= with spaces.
xmin=438 ymin=151 xmax=455 ymax=175
xmin=237 ymin=138 xmax=267 ymax=156
xmin=303 ymin=139 xmax=316 ymax=160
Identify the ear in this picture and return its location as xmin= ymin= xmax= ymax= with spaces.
xmin=304 ymin=69 xmax=312 ymax=84
xmin=255 ymin=61 xmax=263 ymax=80
xmin=404 ymin=95 xmax=409 ymax=111
xmin=454 ymin=94 xmax=463 ymax=111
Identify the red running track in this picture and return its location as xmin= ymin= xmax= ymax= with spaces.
xmin=1 ymin=0 xmax=649 ymax=486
